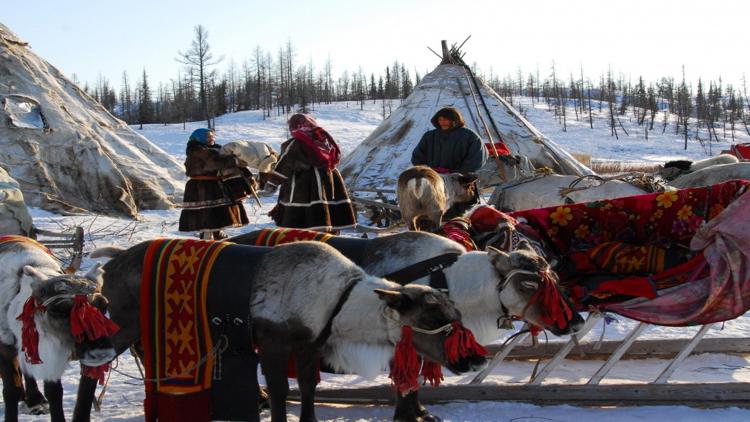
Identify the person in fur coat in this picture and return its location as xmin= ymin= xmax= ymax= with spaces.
xmin=178 ymin=128 xmax=250 ymax=239
xmin=265 ymin=114 xmax=356 ymax=232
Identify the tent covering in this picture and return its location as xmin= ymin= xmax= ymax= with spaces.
xmin=339 ymin=44 xmax=592 ymax=193
xmin=0 ymin=23 xmax=183 ymax=217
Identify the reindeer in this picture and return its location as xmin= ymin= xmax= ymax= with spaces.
xmin=73 ymin=240 xmax=486 ymax=422
xmin=220 ymin=140 xmax=279 ymax=188
xmin=0 ymin=238 xmax=116 ymax=422
xmin=397 ymin=166 xmax=478 ymax=231
xmin=668 ymin=162 xmax=750 ymax=189
xmin=232 ymin=229 xmax=584 ymax=421
xmin=658 ymin=154 xmax=740 ymax=181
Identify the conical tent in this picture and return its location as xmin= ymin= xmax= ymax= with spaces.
xmin=339 ymin=42 xmax=592 ymax=193
xmin=0 ymin=23 xmax=183 ymax=217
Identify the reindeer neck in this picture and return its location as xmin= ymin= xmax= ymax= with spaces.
xmin=442 ymin=252 xmax=503 ymax=310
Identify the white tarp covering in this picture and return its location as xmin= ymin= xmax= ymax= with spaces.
xmin=0 ymin=23 xmax=183 ymax=217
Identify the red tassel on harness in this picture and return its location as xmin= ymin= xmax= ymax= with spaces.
xmin=70 ymin=296 xmax=120 ymax=342
xmin=444 ymin=322 xmax=488 ymax=364
xmin=524 ymin=272 xmax=574 ymax=330
xmin=17 ymin=297 xmax=44 ymax=364
xmin=420 ymin=360 xmax=443 ymax=387
xmin=82 ymin=363 xmax=110 ymax=385
xmin=389 ymin=326 xmax=420 ymax=396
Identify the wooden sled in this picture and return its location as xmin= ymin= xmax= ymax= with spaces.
xmin=32 ymin=226 xmax=85 ymax=272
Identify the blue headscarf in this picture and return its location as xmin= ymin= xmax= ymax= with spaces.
xmin=189 ymin=128 xmax=214 ymax=145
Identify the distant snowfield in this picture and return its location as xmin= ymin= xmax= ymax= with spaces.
xmin=13 ymin=99 xmax=750 ymax=421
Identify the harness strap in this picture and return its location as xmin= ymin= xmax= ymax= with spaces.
xmin=189 ymin=175 xmax=220 ymax=181
xmin=383 ymin=253 xmax=460 ymax=293
xmin=312 ymin=280 xmax=359 ymax=348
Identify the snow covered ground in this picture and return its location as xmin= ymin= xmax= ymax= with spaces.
xmin=9 ymin=99 xmax=750 ymax=421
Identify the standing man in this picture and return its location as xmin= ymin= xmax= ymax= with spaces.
xmin=411 ymin=107 xmax=487 ymax=216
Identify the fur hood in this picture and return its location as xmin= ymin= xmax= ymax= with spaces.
xmin=430 ymin=107 xmax=466 ymax=130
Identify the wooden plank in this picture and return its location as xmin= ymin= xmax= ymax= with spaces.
xmin=653 ymin=324 xmax=713 ymax=384
xmin=470 ymin=329 xmax=529 ymax=384
xmin=297 ymin=383 xmax=750 ymax=408
xmin=587 ymin=322 xmax=647 ymax=385
xmin=489 ymin=337 xmax=750 ymax=360
xmin=351 ymin=196 xmax=401 ymax=211
xmin=529 ymin=313 xmax=602 ymax=385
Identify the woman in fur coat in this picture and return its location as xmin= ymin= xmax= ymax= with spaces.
xmin=265 ymin=114 xmax=356 ymax=232
xmin=178 ymin=128 xmax=250 ymax=239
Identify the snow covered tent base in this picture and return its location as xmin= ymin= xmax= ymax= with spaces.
xmin=0 ymin=165 xmax=84 ymax=270
xmin=0 ymin=23 xmax=184 ymax=218
xmin=339 ymin=40 xmax=592 ymax=194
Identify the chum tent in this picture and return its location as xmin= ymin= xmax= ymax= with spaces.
xmin=339 ymin=41 xmax=592 ymax=193
xmin=0 ymin=23 xmax=183 ymax=217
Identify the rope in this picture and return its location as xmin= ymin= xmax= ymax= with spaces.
xmin=109 ymin=336 xmax=228 ymax=382
xmin=381 ymin=308 xmax=454 ymax=336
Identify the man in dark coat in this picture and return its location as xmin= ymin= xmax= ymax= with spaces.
xmin=411 ymin=107 xmax=487 ymax=217
xmin=179 ymin=128 xmax=249 ymax=239
xmin=411 ymin=107 xmax=487 ymax=174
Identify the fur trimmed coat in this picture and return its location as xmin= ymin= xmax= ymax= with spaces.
xmin=267 ymin=138 xmax=356 ymax=231
xmin=178 ymin=141 xmax=249 ymax=233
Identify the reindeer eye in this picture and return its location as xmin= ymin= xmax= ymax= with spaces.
xmin=424 ymin=293 xmax=442 ymax=306
xmin=520 ymin=280 xmax=539 ymax=291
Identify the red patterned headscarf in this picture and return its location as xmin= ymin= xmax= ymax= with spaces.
xmin=287 ymin=114 xmax=341 ymax=170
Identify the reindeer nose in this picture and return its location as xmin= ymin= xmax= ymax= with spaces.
xmin=567 ymin=313 xmax=586 ymax=335
xmin=89 ymin=294 xmax=109 ymax=312
xmin=81 ymin=347 xmax=116 ymax=367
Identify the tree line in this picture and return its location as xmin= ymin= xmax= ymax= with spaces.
xmin=79 ymin=25 xmax=418 ymax=129
xmin=485 ymin=64 xmax=748 ymax=151
xmin=78 ymin=25 xmax=748 ymax=152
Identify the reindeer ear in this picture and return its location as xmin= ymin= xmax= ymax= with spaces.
xmin=487 ymin=246 xmax=512 ymax=273
xmin=22 ymin=265 xmax=46 ymax=281
xmin=374 ymin=288 xmax=410 ymax=310
xmin=84 ymin=263 xmax=105 ymax=290
xmin=457 ymin=173 xmax=479 ymax=186
xmin=515 ymin=239 xmax=536 ymax=254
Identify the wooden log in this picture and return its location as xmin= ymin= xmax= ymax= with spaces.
xmin=492 ymin=337 xmax=750 ymax=360
xmin=351 ymin=196 xmax=401 ymax=211
xmin=296 ymin=382 xmax=750 ymax=408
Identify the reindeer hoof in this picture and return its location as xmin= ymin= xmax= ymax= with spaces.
xmin=417 ymin=406 xmax=442 ymax=422
xmin=22 ymin=402 xmax=50 ymax=415
xmin=258 ymin=386 xmax=269 ymax=410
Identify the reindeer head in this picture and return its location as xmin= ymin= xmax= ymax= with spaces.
xmin=441 ymin=172 xmax=478 ymax=205
xmin=375 ymin=285 xmax=487 ymax=375
xmin=21 ymin=264 xmax=117 ymax=368
xmin=488 ymin=242 xmax=584 ymax=336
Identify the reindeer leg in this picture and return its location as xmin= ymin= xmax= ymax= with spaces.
xmin=259 ymin=342 xmax=291 ymax=422
xmin=0 ymin=345 xmax=23 ymax=422
xmin=294 ymin=348 xmax=319 ymax=422
xmin=43 ymin=380 xmax=65 ymax=422
xmin=393 ymin=391 xmax=420 ymax=422
xmin=412 ymin=391 xmax=441 ymax=422
xmin=23 ymin=374 xmax=48 ymax=414
xmin=71 ymin=376 xmax=97 ymax=422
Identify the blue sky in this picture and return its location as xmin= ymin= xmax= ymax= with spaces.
xmin=4 ymin=0 xmax=749 ymax=88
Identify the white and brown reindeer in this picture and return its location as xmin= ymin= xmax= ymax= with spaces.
xmin=73 ymin=240 xmax=486 ymax=422
xmin=232 ymin=228 xmax=585 ymax=421
xmin=220 ymin=140 xmax=280 ymax=188
xmin=397 ymin=165 xmax=478 ymax=231
xmin=0 ymin=237 xmax=117 ymax=422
